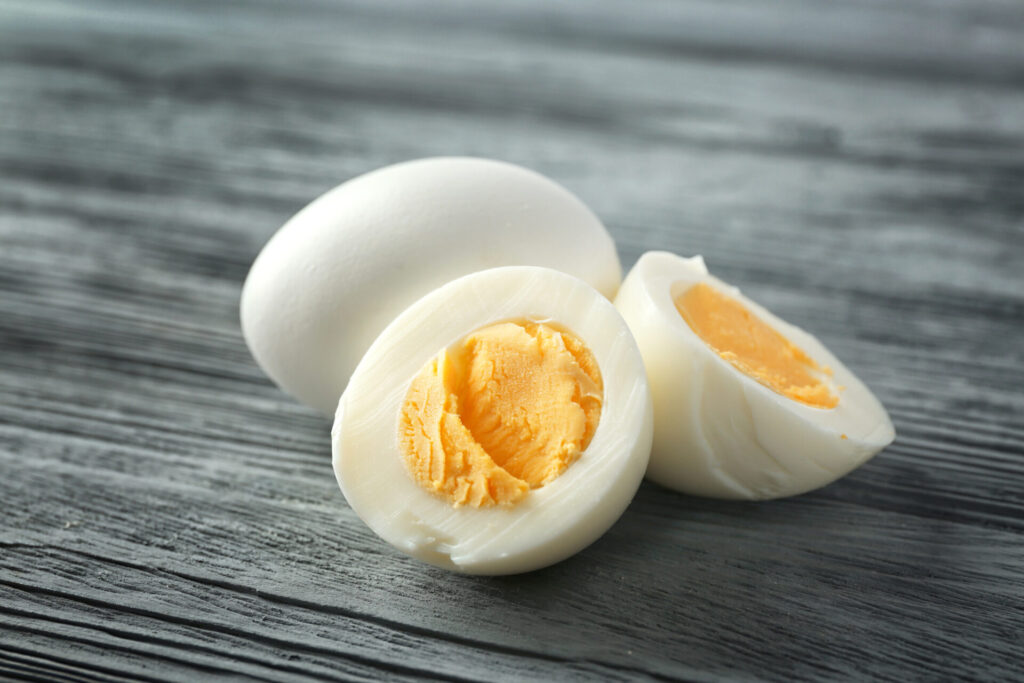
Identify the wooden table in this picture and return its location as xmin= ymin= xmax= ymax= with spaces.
xmin=2 ymin=0 xmax=1022 ymax=680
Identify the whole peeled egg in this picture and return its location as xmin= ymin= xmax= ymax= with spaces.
xmin=241 ymin=157 xmax=622 ymax=416
xmin=614 ymin=251 xmax=895 ymax=500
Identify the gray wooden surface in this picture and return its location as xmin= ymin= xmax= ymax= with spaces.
xmin=2 ymin=0 xmax=1023 ymax=680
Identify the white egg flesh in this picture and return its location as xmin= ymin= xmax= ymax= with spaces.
xmin=241 ymin=157 xmax=621 ymax=416
xmin=614 ymin=251 xmax=894 ymax=500
xmin=333 ymin=267 xmax=652 ymax=574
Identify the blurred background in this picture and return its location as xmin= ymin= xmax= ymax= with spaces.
xmin=5 ymin=0 xmax=1022 ymax=441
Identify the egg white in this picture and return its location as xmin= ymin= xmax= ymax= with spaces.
xmin=614 ymin=251 xmax=895 ymax=500
xmin=241 ymin=157 xmax=622 ymax=417
xmin=332 ymin=267 xmax=652 ymax=574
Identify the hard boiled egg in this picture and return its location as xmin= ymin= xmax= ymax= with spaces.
xmin=614 ymin=251 xmax=894 ymax=500
xmin=241 ymin=158 xmax=621 ymax=416
xmin=333 ymin=266 xmax=652 ymax=574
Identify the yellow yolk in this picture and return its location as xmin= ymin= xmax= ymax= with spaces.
xmin=399 ymin=322 xmax=603 ymax=508
xmin=675 ymin=283 xmax=838 ymax=409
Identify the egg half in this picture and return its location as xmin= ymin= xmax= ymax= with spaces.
xmin=333 ymin=266 xmax=652 ymax=574
xmin=614 ymin=251 xmax=894 ymax=500
xmin=241 ymin=157 xmax=621 ymax=416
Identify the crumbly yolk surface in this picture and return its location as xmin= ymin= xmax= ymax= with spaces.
xmin=399 ymin=322 xmax=603 ymax=508
xmin=675 ymin=283 xmax=838 ymax=409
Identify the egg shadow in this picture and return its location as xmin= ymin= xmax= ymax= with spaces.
xmin=412 ymin=472 xmax=921 ymax=668
xmin=401 ymin=483 xmax=770 ymax=651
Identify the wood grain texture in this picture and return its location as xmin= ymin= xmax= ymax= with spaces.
xmin=1 ymin=0 xmax=1023 ymax=680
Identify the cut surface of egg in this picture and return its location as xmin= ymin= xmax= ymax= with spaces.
xmin=241 ymin=157 xmax=622 ymax=416
xmin=333 ymin=267 xmax=652 ymax=574
xmin=614 ymin=251 xmax=895 ymax=500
